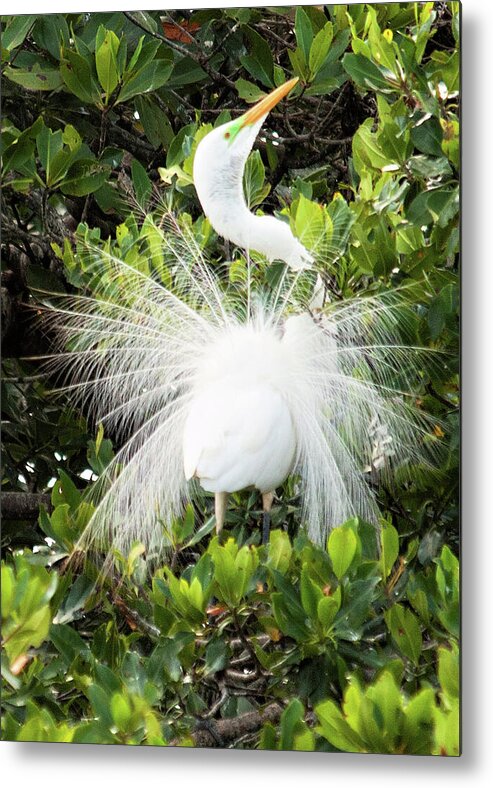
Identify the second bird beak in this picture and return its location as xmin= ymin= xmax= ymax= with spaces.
xmin=239 ymin=77 xmax=299 ymax=128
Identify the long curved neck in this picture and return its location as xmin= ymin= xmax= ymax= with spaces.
xmin=193 ymin=133 xmax=314 ymax=270
xmin=194 ymin=151 xmax=254 ymax=246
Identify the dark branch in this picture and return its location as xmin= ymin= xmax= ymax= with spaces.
xmin=189 ymin=702 xmax=283 ymax=747
xmin=1 ymin=492 xmax=51 ymax=520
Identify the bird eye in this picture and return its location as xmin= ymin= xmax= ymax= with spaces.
xmin=224 ymin=131 xmax=231 ymax=139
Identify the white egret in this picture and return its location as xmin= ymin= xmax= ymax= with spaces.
xmin=193 ymin=78 xmax=313 ymax=271
xmin=45 ymin=77 xmax=438 ymax=567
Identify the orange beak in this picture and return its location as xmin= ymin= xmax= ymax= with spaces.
xmin=239 ymin=77 xmax=299 ymax=127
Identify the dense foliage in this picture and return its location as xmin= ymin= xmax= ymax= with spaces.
xmin=1 ymin=4 xmax=459 ymax=754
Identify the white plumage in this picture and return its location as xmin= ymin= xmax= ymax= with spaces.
xmin=44 ymin=78 xmax=439 ymax=566
xmin=183 ymin=323 xmax=297 ymax=495
xmin=192 ymin=78 xmax=313 ymax=271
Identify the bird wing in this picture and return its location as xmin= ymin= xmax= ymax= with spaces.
xmin=183 ymin=381 xmax=295 ymax=492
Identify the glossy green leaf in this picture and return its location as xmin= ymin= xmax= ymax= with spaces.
xmin=60 ymin=48 xmax=101 ymax=104
xmin=59 ymin=159 xmax=109 ymax=196
xmin=294 ymin=7 xmax=313 ymax=62
xmin=342 ymin=52 xmax=395 ymax=91
xmin=3 ymin=65 xmax=63 ymax=91
xmin=268 ymin=530 xmax=292 ymax=574
xmin=309 ymin=22 xmax=334 ymax=78
xmin=328 ymin=524 xmax=358 ymax=579
xmin=235 ymin=77 xmax=266 ymax=104
xmin=380 ymin=520 xmax=399 ymax=579
xmin=384 ymin=604 xmax=422 ymax=665
xmin=2 ymin=15 xmax=36 ymax=50
xmin=240 ymin=28 xmax=274 ymax=87
xmin=243 ymin=149 xmax=270 ymax=208
xmin=116 ymin=55 xmax=173 ymax=103
xmin=95 ymin=27 xmax=121 ymax=100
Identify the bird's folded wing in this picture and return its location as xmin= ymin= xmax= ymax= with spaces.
xmin=183 ymin=383 xmax=288 ymax=489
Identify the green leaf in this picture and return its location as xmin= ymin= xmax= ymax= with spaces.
xmin=131 ymin=158 xmax=152 ymax=207
xmin=317 ymin=592 xmax=341 ymax=632
xmin=441 ymin=117 xmax=459 ymax=169
xmin=279 ymin=699 xmax=313 ymax=751
xmin=32 ymin=15 xmax=69 ymax=60
xmin=126 ymin=35 xmax=145 ymax=73
xmin=396 ymin=224 xmax=426 ymax=254
xmin=300 ymin=566 xmax=323 ymax=620
xmin=211 ymin=539 xmax=240 ymax=605
xmin=352 ymin=118 xmax=389 ymax=172
xmin=134 ymin=95 xmax=174 ymax=149
xmin=259 ymin=722 xmax=277 ymax=750
xmin=50 ymin=623 xmax=88 ymax=664
xmin=293 ymin=193 xmax=332 ymax=253
xmin=51 ymin=469 xmax=81 ymax=510
xmin=328 ymin=524 xmax=358 ymax=579
xmin=288 ymin=47 xmax=308 ymax=81
xmin=2 ymin=554 xmax=57 ymax=663
xmin=240 ymin=28 xmax=274 ymax=88
xmin=111 ymin=693 xmax=132 ymax=731
xmin=53 ymin=575 xmax=94 ymax=626
xmin=426 ymin=50 xmax=459 ymax=93
xmin=3 ymin=64 xmax=63 ymax=91
xmin=316 ymin=698 xmax=365 ymax=752
xmin=48 ymin=125 xmax=82 ymax=185
xmin=406 ymin=188 xmax=458 ymax=228
xmin=95 ymin=27 xmax=121 ymax=100
xmin=36 ymin=123 xmax=63 ymax=185
xmin=342 ymin=52 xmax=395 ymax=92
xmin=438 ymin=643 xmax=459 ymax=700
xmin=1 ymin=117 xmax=43 ymax=175
xmin=2 ymin=15 xmax=36 ymax=50
xmin=411 ymin=117 xmax=443 ymax=157
xmin=271 ymin=592 xmax=310 ymax=642
xmin=407 ymin=154 xmax=452 ymax=180
xmin=309 ymin=22 xmax=334 ymax=78
xmin=167 ymin=56 xmax=207 ymax=88
xmin=243 ymin=149 xmax=270 ymax=208
xmin=60 ymin=48 xmax=101 ymax=104
xmin=204 ymin=639 xmax=229 ymax=676
xmin=334 ymin=577 xmax=379 ymax=640
xmin=117 ymin=55 xmax=173 ymax=103
xmin=166 ymin=123 xmax=196 ymax=168
xmin=379 ymin=120 xmax=412 ymax=165
xmin=268 ymin=530 xmax=292 ymax=574
xmin=59 ymin=159 xmax=109 ymax=196
xmin=295 ymin=7 xmax=313 ymax=62
xmin=1 ymin=565 xmax=15 ymax=620
xmin=365 ymin=671 xmax=403 ymax=746
xmin=380 ymin=520 xmax=399 ymax=579
xmin=433 ymin=700 xmax=459 ymax=756
xmin=384 ymin=604 xmax=422 ymax=665
xmin=87 ymin=685 xmax=113 ymax=728
xmin=235 ymin=77 xmax=266 ymax=104
xmin=403 ymin=688 xmax=436 ymax=754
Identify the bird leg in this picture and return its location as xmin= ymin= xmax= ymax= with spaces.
xmin=261 ymin=491 xmax=274 ymax=545
xmin=215 ymin=491 xmax=228 ymax=536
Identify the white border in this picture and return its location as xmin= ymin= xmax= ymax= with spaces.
xmin=2 ymin=0 xmax=492 ymax=785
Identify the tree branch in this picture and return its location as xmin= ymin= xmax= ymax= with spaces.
xmin=1 ymin=492 xmax=51 ymax=520
xmin=188 ymin=702 xmax=283 ymax=747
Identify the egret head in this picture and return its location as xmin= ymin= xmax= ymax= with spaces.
xmin=193 ymin=78 xmax=299 ymax=188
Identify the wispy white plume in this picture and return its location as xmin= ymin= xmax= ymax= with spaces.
xmin=40 ymin=212 xmax=442 ymax=568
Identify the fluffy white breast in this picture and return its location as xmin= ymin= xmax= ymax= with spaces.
xmin=182 ymin=322 xmax=299 ymax=493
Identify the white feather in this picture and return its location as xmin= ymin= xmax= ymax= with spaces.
xmin=40 ymin=82 xmax=441 ymax=568
xmin=42 ymin=212 xmax=440 ymax=568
